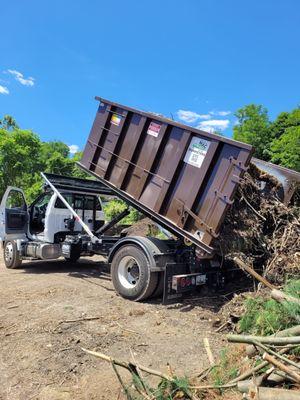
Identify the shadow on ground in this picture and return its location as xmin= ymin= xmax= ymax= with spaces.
xmin=18 ymin=257 xmax=253 ymax=312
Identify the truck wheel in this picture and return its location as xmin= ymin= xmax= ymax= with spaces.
xmin=3 ymin=240 xmax=22 ymax=269
xmin=111 ymin=245 xmax=158 ymax=301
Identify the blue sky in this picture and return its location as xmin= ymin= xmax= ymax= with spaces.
xmin=1 ymin=0 xmax=299 ymax=153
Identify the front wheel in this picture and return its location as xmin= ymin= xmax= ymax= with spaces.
xmin=111 ymin=245 xmax=158 ymax=301
xmin=4 ymin=240 xmax=22 ymax=269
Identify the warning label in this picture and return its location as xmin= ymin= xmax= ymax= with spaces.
xmin=111 ymin=113 xmax=122 ymax=126
xmin=184 ymin=136 xmax=210 ymax=168
xmin=147 ymin=122 xmax=161 ymax=137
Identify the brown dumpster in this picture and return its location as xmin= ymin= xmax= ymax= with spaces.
xmin=79 ymin=97 xmax=254 ymax=255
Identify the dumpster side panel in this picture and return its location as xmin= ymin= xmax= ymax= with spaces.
xmin=80 ymin=98 xmax=254 ymax=254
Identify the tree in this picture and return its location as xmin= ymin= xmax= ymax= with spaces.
xmin=0 ymin=118 xmax=86 ymax=202
xmin=0 ymin=115 xmax=19 ymax=131
xmin=40 ymin=141 xmax=74 ymax=176
xmin=270 ymin=126 xmax=300 ymax=171
xmin=0 ymin=128 xmax=42 ymax=200
xmin=269 ymin=109 xmax=300 ymax=140
xmin=233 ymin=104 xmax=271 ymax=160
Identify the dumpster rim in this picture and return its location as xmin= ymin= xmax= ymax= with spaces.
xmin=95 ymin=96 xmax=253 ymax=152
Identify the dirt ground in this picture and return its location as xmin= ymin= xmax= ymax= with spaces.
xmin=0 ymin=254 xmax=228 ymax=400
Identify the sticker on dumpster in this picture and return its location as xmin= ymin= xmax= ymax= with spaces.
xmin=111 ymin=113 xmax=122 ymax=126
xmin=184 ymin=136 xmax=210 ymax=168
xmin=147 ymin=122 xmax=161 ymax=137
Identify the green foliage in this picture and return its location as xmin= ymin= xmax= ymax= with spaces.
xmin=129 ymin=375 xmax=192 ymax=400
xmin=233 ymin=104 xmax=271 ymax=160
xmin=239 ymin=280 xmax=300 ymax=335
xmin=103 ymin=199 xmax=141 ymax=224
xmin=233 ymin=104 xmax=300 ymax=171
xmin=211 ymin=348 xmax=239 ymax=387
xmin=0 ymin=116 xmax=88 ymax=203
xmin=0 ymin=127 xmax=42 ymax=200
xmin=270 ymin=126 xmax=300 ymax=171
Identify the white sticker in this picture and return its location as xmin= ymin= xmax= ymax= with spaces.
xmin=184 ymin=136 xmax=210 ymax=168
xmin=147 ymin=122 xmax=161 ymax=137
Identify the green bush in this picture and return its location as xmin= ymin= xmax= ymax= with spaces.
xmin=103 ymin=198 xmax=142 ymax=224
xmin=239 ymin=280 xmax=300 ymax=335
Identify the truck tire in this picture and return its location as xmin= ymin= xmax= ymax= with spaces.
xmin=3 ymin=240 xmax=22 ymax=269
xmin=111 ymin=245 xmax=158 ymax=301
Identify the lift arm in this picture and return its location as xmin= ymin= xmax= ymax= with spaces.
xmin=41 ymin=172 xmax=100 ymax=243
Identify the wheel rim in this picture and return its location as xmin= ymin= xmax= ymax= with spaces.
xmin=118 ymin=256 xmax=140 ymax=289
xmin=5 ymin=242 xmax=14 ymax=264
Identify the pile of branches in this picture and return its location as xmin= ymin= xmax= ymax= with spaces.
xmin=220 ymin=163 xmax=300 ymax=283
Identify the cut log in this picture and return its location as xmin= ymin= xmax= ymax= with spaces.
xmin=262 ymin=353 xmax=300 ymax=383
xmin=233 ymin=257 xmax=276 ymax=290
xmin=252 ymin=387 xmax=300 ymax=400
xmin=237 ymin=377 xmax=263 ymax=393
xmin=246 ymin=325 xmax=300 ymax=357
xmin=271 ymin=289 xmax=300 ymax=306
xmin=227 ymin=334 xmax=300 ymax=346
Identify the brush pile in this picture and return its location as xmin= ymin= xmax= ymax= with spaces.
xmin=219 ymin=163 xmax=300 ymax=284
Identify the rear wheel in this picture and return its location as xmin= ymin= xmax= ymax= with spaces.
xmin=4 ymin=240 xmax=22 ymax=269
xmin=111 ymin=245 xmax=158 ymax=301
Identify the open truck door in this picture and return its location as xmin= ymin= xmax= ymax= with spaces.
xmin=0 ymin=187 xmax=28 ymax=268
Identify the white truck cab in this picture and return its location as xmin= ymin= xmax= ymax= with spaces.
xmin=0 ymin=174 xmax=108 ymax=268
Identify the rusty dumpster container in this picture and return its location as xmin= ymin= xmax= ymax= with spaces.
xmin=79 ymin=97 xmax=254 ymax=255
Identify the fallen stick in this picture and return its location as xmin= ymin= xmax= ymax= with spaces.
xmin=82 ymin=348 xmax=172 ymax=381
xmin=241 ymin=195 xmax=266 ymax=221
xmin=251 ymin=340 xmax=300 ymax=371
xmin=203 ymin=338 xmax=215 ymax=366
xmin=246 ymin=324 xmax=300 ymax=357
xmin=262 ymin=353 xmax=300 ymax=383
xmin=233 ymin=257 xmax=275 ymax=290
xmin=227 ymin=334 xmax=300 ymax=345
xmin=189 ymin=383 xmax=236 ymax=390
xmin=229 ymin=347 xmax=289 ymax=384
xmin=58 ymin=316 xmax=101 ymax=324
xmin=271 ymin=289 xmax=300 ymax=306
xmin=267 ymin=368 xmax=298 ymax=384
xmin=215 ymin=320 xmax=230 ymax=333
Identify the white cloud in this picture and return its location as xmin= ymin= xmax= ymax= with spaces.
xmin=209 ymin=110 xmax=231 ymax=117
xmin=6 ymin=69 xmax=35 ymax=86
xmin=69 ymin=144 xmax=80 ymax=154
xmin=197 ymin=119 xmax=230 ymax=133
xmin=0 ymin=85 xmax=9 ymax=95
xmin=177 ymin=109 xmax=210 ymax=123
